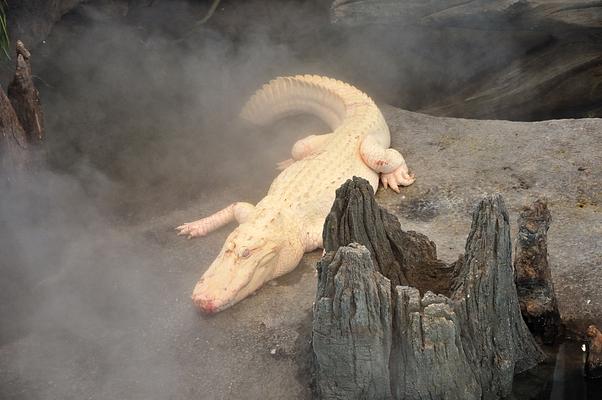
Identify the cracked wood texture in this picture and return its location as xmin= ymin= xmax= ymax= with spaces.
xmin=0 ymin=82 xmax=29 ymax=172
xmin=8 ymin=40 xmax=45 ymax=145
xmin=514 ymin=200 xmax=560 ymax=344
xmin=0 ymin=41 xmax=45 ymax=175
xmin=312 ymin=177 xmax=545 ymax=400
xmin=313 ymin=244 xmax=393 ymax=400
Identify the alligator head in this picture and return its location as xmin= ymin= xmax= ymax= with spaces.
xmin=191 ymin=212 xmax=303 ymax=314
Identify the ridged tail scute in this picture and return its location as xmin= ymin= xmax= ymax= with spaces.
xmin=240 ymin=75 xmax=375 ymax=131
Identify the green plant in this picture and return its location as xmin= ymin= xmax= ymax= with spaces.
xmin=0 ymin=0 xmax=9 ymax=60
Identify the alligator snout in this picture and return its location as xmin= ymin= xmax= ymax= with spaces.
xmin=192 ymin=295 xmax=217 ymax=314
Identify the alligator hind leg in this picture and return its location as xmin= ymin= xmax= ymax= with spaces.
xmin=277 ymin=132 xmax=334 ymax=170
xmin=176 ymin=202 xmax=255 ymax=238
xmin=360 ymin=135 xmax=415 ymax=193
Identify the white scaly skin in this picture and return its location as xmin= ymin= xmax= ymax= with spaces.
xmin=176 ymin=75 xmax=415 ymax=313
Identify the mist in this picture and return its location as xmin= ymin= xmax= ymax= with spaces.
xmin=0 ymin=1 xmax=525 ymax=399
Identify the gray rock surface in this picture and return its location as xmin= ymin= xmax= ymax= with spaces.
xmin=381 ymin=105 xmax=602 ymax=334
xmin=1 ymin=104 xmax=600 ymax=399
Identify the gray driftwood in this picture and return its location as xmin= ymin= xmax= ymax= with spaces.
xmin=514 ymin=200 xmax=560 ymax=344
xmin=312 ymin=177 xmax=545 ymax=400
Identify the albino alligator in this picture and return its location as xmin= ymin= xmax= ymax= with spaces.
xmin=176 ymin=75 xmax=415 ymax=313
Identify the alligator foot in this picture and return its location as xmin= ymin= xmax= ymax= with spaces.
xmin=381 ymin=165 xmax=415 ymax=193
xmin=176 ymin=219 xmax=215 ymax=239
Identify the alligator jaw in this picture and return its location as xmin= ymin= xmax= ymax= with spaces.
xmin=191 ymin=250 xmax=278 ymax=314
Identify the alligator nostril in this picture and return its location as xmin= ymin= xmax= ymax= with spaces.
xmin=241 ymin=248 xmax=251 ymax=258
xmin=192 ymin=295 xmax=217 ymax=314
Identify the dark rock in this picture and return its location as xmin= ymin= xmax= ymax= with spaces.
xmin=330 ymin=0 xmax=602 ymax=31
xmin=421 ymin=36 xmax=602 ymax=121
xmin=6 ymin=0 xmax=84 ymax=51
xmin=329 ymin=1 xmax=602 ymax=120
xmin=514 ymin=200 xmax=561 ymax=344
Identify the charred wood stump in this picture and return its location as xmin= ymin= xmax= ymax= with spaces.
xmin=0 ymin=82 xmax=29 ymax=172
xmin=585 ymin=325 xmax=602 ymax=379
xmin=312 ymin=177 xmax=545 ymax=400
xmin=313 ymin=244 xmax=393 ymax=400
xmin=514 ymin=200 xmax=560 ymax=344
xmin=323 ymin=177 xmax=457 ymax=294
xmin=8 ymin=40 xmax=45 ymax=145
xmin=0 ymin=40 xmax=45 ymax=174
xmin=391 ymin=287 xmax=481 ymax=399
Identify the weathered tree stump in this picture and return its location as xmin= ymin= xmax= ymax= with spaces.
xmin=313 ymin=244 xmax=393 ymax=400
xmin=312 ymin=177 xmax=545 ymax=400
xmin=0 ymin=40 xmax=45 ymax=174
xmin=323 ymin=177 xmax=457 ymax=294
xmin=0 ymin=83 xmax=29 ymax=172
xmin=391 ymin=287 xmax=481 ymax=399
xmin=586 ymin=325 xmax=602 ymax=379
xmin=8 ymin=40 xmax=45 ymax=145
xmin=514 ymin=200 xmax=560 ymax=344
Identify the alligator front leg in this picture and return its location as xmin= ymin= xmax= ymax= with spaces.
xmin=277 ymin=132 xmax=334 ymax=170
xmin=176 ymin=202 xmax=255 ymax=238
xmin=360 ymin=135 xmax=415 ymax=192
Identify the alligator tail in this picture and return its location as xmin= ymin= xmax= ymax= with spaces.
xmin=240 ymin=74 xmax=375 ymax=131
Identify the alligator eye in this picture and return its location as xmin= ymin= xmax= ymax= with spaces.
xmin=241 ymin=248 xmax=251 ymax=258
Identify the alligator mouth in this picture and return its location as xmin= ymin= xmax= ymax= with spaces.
xmin=192 ymin=250 xmax=277 ymax=314
xmin=193 ymin=296 xmax=225 ymax=314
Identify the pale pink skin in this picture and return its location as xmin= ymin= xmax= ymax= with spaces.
xmin=176 ymin=75 xmax=415 ymax=314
